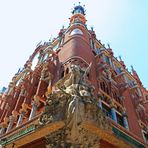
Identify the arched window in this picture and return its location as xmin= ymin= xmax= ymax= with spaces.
xmin=70 ymin=28 xmax=83 ymax=35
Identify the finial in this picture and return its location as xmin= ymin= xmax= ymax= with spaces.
xmin=91 ymin=26 xmax=94 ymax=31
xmin=17 ymin=68 xmax=21 ymax=74
xmin=131 ymin=65 xmax=134 ymax=71
xmin=107 ymin=43 xmax=110 ymax=48
xmin=119 ymin=55 xmax=122 ymax=61
xmin=103 ymin=44 xmax=105 ymax=47
xmin=72 ymin=2 xmax=86 ymax=15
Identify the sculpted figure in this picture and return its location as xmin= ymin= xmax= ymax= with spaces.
xmin=63 ymin=63 xmax=93 ymax=96
xmin=64 ymin=64 xmax=81 ymax=88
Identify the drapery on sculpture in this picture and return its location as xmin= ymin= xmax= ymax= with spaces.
xmin=38 ymin=63 xmax=111 ymax=147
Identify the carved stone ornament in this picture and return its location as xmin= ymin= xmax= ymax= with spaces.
xmin=38 ymin=64 xmax=112 ymax=147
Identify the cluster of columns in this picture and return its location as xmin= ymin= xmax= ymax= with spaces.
xmin=0 ymin=99 xmax=39 ymax=136
xmin=98 ymin=97 xmax=129 ymax=130
xmin=0 ymin=65 xmax=53 ymax=136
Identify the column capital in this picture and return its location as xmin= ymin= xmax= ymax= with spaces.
xmin=109 ymin=100 xmax=116 ymax=108
xmin=12 ymin=110 xmax=19 ymax=118
xmin=45 ymin=86 xmax=52 ymax=97
xmin=33 ymin=95 xmax=40 ymax=106
xmin=19 ymin=103 xmax=29 ymax=113
xmin=121 ymin=108 xmax=128 ymax=117
xmin=1 ymin=117 xmax=9 ymax=128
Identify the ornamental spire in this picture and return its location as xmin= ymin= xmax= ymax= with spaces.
xmin=70 ymin=3 xmax=87 ymax=24
xmin=72 ymin=2 xmax=86 ymax=15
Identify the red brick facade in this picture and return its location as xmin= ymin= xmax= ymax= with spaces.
xmin=0 ymin=4 xmax=147 ymax=148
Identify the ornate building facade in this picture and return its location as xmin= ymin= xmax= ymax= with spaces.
xmin=0 ymin=4 xmax=148 ymax=148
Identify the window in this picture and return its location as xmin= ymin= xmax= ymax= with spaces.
xmin=100 ymin=81 xmax=110 ymax=95
xmin=70 ymin=28 xmax=83 ymax=35
xmin=104 ymin=55 xmax=110 ymax=65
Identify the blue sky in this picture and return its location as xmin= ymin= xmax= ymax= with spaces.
xmin=0 ymin=0 xmax=148 ymax=89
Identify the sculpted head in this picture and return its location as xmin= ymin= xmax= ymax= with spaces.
xmin=70 ymin=64 xmax=80 ymax=74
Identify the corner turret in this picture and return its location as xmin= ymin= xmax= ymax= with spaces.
xmin=70 ymin=3 xmax=86 ymax=24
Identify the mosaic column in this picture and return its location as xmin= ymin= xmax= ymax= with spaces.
xmin=110 ymin=100 xmax=117 ymax=123
xmin=16 ymin=102 xmax=28 ymax=127
xmin=6 ymin=116 xmax=15 ymax=133
xmin=29 ymin=101 xmax=38 ymax=120
xmin=111 ymin=107 xmax=117 ymax=123
xmin=122 ymin=110 xmax=129 ymax=130
xmin=16 ymin=111 xmax=25 ymax=127
xmin=123 ymin=116 xmax=129 ymax=130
